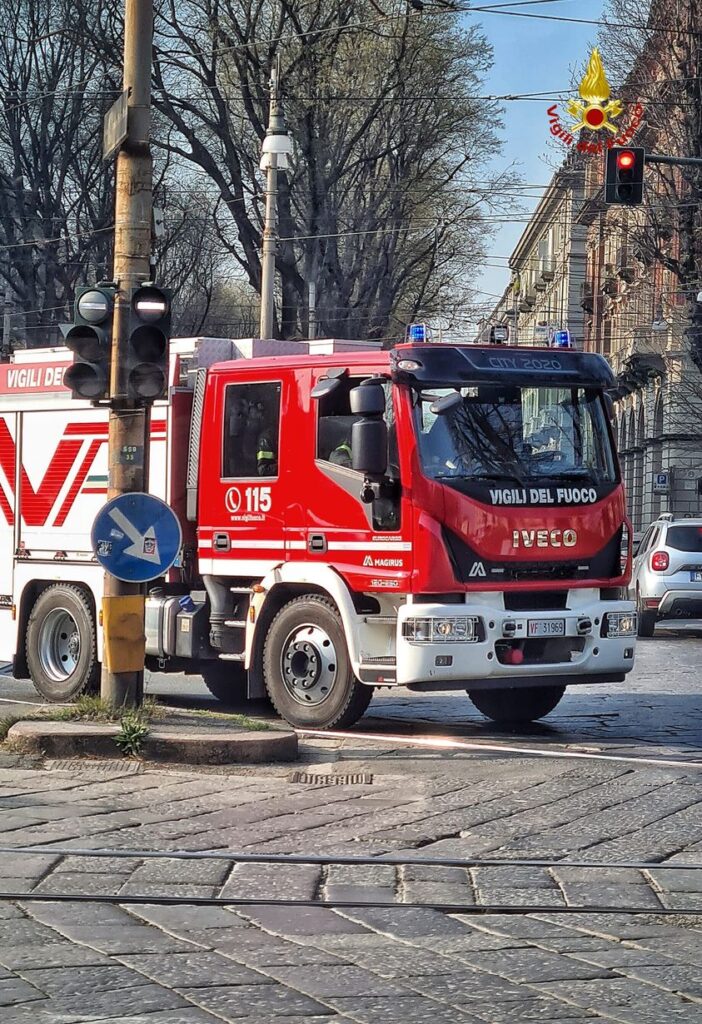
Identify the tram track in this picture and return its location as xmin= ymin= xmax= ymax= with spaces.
xmin=0 ymin=846 xmax=699 ymax=916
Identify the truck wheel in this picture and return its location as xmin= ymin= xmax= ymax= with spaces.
xmin=468 ymin=685 xmax=565 ymax=724
xmin=26 ymin=585 xmax=99 ymax=703
xmin=201 ymin=661 xmax=247 ymax=704
xmin=263 ymin=595 xmax=372 ymax=729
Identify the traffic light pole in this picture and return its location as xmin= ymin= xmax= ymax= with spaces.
xmin=102 ymin=0 xmax=154 ymax=709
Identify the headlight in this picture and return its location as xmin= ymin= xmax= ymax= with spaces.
xmin=603 ymin=611 xmax=637 ymax=637
xmin=403 ymin=616 xmax=480 ymax=643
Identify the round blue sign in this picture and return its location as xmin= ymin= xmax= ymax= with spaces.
xmin=91 ymin=492 xmax=182 ymax=583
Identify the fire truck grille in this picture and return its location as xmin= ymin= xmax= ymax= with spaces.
xmin=442 ymin=527 xmax=622 ymax=585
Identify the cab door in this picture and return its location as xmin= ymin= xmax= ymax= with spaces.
xmin=308 ymin=369 xmax=410 ymax=592
xmin=198 ymin=373 xmax=286 ymax=578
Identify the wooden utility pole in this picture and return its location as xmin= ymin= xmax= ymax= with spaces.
xmin=101 ymin=0 xmax=154 ymax=708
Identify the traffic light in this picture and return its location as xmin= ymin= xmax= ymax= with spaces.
xmin=605 ymin=147 xmax=645 ymax=205
xmin=125 ymin=285 xmax=171 ymax=403
xmin=62 ymin=286 xmax=115 ymax=400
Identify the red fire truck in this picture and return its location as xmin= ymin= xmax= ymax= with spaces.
xmin=0 ymin=337 xmax=636 ymax=729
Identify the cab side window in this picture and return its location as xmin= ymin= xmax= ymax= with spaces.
xmin=222 ymin=382 xmax=281 ymax=479
xmin=317 ymin=377 xmax=365 ymax=471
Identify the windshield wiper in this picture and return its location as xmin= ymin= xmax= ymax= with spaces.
xmin=470 ymin=470 xmax=527 ymax=486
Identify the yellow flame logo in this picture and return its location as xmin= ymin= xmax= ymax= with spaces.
xmin=578 ymin=48 xmax=611 ymax=106
xmin=566 ymin=48 xmax=623 ymax=134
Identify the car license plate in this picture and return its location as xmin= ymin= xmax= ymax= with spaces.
xmin=528 ymin=618 xmax=565 ymax=637
xmin=690 ymin=571 xmax=702 ymax=582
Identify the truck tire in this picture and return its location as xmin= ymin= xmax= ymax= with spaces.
xmin=468 ymin=685 xmax=565 ymax=724
xmin=26 ymin=585 xmax=99 ymax=703
xmin=263 ymin=595 xmax=372 ymax=729
xmin=200 ymin=660 xmax=247 ymax=704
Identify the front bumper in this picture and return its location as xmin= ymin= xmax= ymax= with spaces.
xmin=396 ymin=595 xmax=636 ymax=689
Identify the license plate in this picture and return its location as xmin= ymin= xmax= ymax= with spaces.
xmin=528 ymin=618 xmax=565 ymax=637
xmin=691 ymin=571 xmax=702 ymax=583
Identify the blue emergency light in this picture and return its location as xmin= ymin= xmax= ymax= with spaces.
xmin=551 ymin=329 xmax=572 ymax=348
xmin=406 ymin=323 xmax=430 ymax=342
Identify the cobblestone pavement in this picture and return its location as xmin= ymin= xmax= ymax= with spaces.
xmin=0 ymin=633 xmax=701 ymax=1021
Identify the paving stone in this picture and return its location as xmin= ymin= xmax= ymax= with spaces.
xmin=336 ymin=906 xmax=471 ymax=937
xmin=119 ymin=950 xmax=272 ymax=987
xmin=236 ymin=905 xmax=369 ymax=935
xmin=647 ymin=869 xmax=702 ymax=893
xmin=18 ymin=964 xmax=155 ymax=997
xmin=556 ymin=883 xmax=663 ymax=909
xmin=32 ymin=872 xmax=126 ymax=895
xmin=328 ymin=995 xmax=485 ymax=1023
xmin=325 ymin=884 xmax=397 ymax=905
xmin=220 ymin=863 xmax=322 ymax=901
xmin=180 ymin=982 xmax=332 ymax=1017
xmin=0 ymin=941 xmax=115 ymax=970
xmin=459 ymin=948 xmax=614 ymax=983
xmin=125 ymin=905 xmax=245 ymax=930
xmin=616 ymin=962 xmax=702 ymax=996
xmin=401 ymin=865 xmax=469 ymax=883
xmin=26 ymin=983 xmax=191 ymax=1021
xmin=213 ymin=937 xmax=347 ymax=967
xmin=0 ymin=978 xmax=44 ymax=1007
xmin=53 ymin=856 xmax=142 ymax=874
xmin=326 ymin=864 xmax=397 ymax=886
xmin=265 ymin=964 xmax=412 ymax=998
xmin=336 ymin=944 xmax=463 ymax=977
xmin=402 ymin=968 xmax=528 ymax=1003
xmin=401 ymin=882 xmax=474 ymax=905
xmin=90 ymin=1011 xmax=228 ymax=1024
xmin=43 ymin=925 xmax=197 ymax=954
xmin=128 ymin=858 xmax=230 ymax=886
xmin=473 ymin=887 xmax=566 ymax=907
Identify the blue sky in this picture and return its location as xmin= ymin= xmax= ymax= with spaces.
xmin=464 ymin=1 xmax=606 ymax=322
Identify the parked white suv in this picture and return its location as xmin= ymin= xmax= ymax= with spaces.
xmin=630 ymin=515 xmax=702 ymax=636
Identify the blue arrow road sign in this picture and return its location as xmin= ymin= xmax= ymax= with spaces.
xmin=91 ymin=492 xmax=182 ymax=583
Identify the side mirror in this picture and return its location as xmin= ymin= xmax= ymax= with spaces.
xmin=352 ymin=419 xmax=387 ymax=477
xmin=350 ymin=383 xmax=385 ymax=416
xmin=430 ymin=391 xmax=462 ymax=416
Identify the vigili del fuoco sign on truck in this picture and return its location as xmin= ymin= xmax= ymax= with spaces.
xmin=0 ymin=337 xmax=637 ymax=728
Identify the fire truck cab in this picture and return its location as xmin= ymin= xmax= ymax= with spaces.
xmin=0 ymin=339 xmax=637 ymax=729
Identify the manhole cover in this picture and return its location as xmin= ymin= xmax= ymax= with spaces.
xmin=289 ymin=771 xmax=373 ymax=785
xmin=46 ymin=758 xmax=144 ymax=776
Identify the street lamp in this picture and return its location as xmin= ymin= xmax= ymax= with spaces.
xmin=259 ymin=67 xmax=291 ymax=339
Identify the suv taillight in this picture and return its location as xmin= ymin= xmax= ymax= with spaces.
xmin=651 ymin=550 xmax=669 ymax=572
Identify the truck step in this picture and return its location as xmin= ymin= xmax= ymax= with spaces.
xmin=224 ymin=619 xmax=246 ymax=628
xmin=363 ymin=616 xmax=396 ymax=625
xmin=361 ymin=656 xmax=396 ymax=666
xmin=230 ymin=586 xmax=252 ymax=594
xmin=218 ymin=652 xmax=245 ymax=661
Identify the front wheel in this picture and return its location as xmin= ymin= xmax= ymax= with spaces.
xmin=26 ymin=584 xmax=99 ymax=702
xmin=468 ymin=685 xmax=565 ymax=724
xmin=200 ymin=660 xmax=247 ymax=704
xmin=263 ymin=595 xmax=372 ymax=729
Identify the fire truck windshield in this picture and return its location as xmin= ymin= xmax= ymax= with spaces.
xmin=414 ymin=384 xmax=617 ymax=491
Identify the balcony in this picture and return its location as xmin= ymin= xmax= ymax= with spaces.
xmin=615 ymin=246 xmax=635 ymax=284
xmin=580 ymin=281 xmax=594 ymax=313
xmin=539 ymin=256 xmax=555 ymax=282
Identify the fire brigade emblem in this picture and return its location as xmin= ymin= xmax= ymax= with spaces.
xmin=566 ymin=48 xmax=622 ymax=134
xmin=546 ymin=48 xmax=643 ymax=154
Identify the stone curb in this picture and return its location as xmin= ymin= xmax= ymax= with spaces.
xmin=7 ymin=720 xmax=298 ymax=764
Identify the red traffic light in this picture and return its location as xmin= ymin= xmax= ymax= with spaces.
xmin=617 ymin=150 xmax=635 ymax=169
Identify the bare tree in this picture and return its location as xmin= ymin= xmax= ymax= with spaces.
xmin=152 ymin=0 xmax=510 ymax=341
xmin=0 ymin=0 xmax=122 ymax=346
